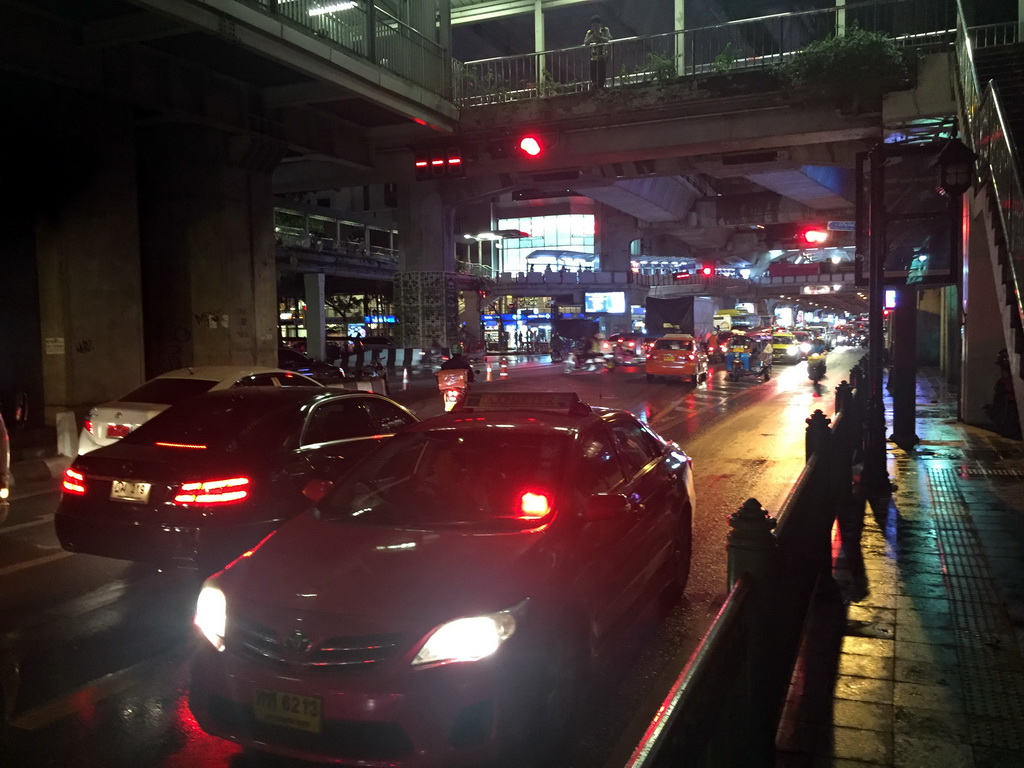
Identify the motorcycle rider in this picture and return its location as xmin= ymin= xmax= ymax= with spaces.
xmin=439 ymin=343 xmax=476 ymax=383
xmin=807 ymin=336 xmax=828 ymax=378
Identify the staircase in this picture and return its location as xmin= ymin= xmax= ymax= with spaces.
xmin=958 ymin=23 xmax=1024 ymax=438
xmin=972 ymin=42 xmax=1024 ymax=162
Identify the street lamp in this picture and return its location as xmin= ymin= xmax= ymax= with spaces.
xmin=934 ymin=138 xmax=978 ymax=198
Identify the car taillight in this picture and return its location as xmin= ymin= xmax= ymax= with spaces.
xmin=173 ymin=477 xmax=250 ymax=505
xmin=62 ymin=468 xmax=86 ymax=495
xmin=84 ymin=419 xmax=94 ymax=435
xmin=519 ymin=492 xmax=551 ymax=519
xmin=107 ymin=424 xmax=131 ymax=439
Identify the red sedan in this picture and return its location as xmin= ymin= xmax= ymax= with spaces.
xmin=190 ymin=392 xmax=695 ymax=767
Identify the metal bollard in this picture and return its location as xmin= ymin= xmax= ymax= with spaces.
xmin=727 ymin=498 xmax=777 ymax=592
xmin=835 ymin=380 xmax=853 ymax=414
xmin=805 ymin=409 xmax=832 ymax=462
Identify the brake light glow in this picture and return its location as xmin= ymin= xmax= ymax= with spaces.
xmin=84 ymin=419 xmax=94 ymax=435
xmin=173 ymin=477 xmax=250 ymax=505
xmin=106 ymin=424 xmax=131 ymax=439
xmin=519 ymin=492 xmax=551 ymax=519
xmin=155 ymin=442 xmax=208 ymax=450
xmin=62 ymin=468 xmax=86 ymax=495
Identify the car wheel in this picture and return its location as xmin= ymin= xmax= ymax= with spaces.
xmin=645 ymin=373 xmax=654 ymax=382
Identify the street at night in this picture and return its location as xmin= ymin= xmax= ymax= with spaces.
xmin=0 ymin=354 xmax=853 ymax=767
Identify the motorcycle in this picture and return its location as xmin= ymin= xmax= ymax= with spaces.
xmin=436 ymin=368 xmax=470 ymax=412
xmin=807 ymin=352 xmax=827 ymax=382
xmin=563 ymin=350 xmax=615 ymax=374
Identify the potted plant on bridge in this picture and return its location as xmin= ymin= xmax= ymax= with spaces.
xmin=779 ymin=25 xmax=916 ymax=113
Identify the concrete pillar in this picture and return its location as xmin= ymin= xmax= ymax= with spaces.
xmin=137 ymin=126 xmax=281 ymax=375
xmin=30 ymin=95 xmax=145 ymax=423
xmin=395 ymin=183 xmax=459 ymax=349
xmin=596 ymin=204 xmax=638 ymax=272
xmin=961 ymin=193 xmax=1004 ymax=426
xmin=304 ymin=272 xmax=326 ymax=361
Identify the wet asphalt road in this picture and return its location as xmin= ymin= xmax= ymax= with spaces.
xmin=0 ymin=349 xmax=861 ymax=768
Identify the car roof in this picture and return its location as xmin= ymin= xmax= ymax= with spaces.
xmin=402 ymin=392 xmax=618 ymax=435
xmin=168 ymin=386 xmax=382 ymax=409
xmin=154 ymin=365 xmax=311 ymax=382
xmin=661 ymin=333 xmax=696 ymax=339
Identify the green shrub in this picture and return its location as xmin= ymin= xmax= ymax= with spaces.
xmin=779 ymin=25 xmax=914 ymax=109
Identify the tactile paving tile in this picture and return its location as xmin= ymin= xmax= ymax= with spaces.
xmin=959 ymin=467 xmax=1024 ymax=478
xmin=944 ymin=575 xmax=1003 ymax=605
xmin=919 ymin=467 xmax=1024 ymax=753
xmin=960 ymin=666 xmax=1024 ymax=722
xmin=949 ymin=603 xmax=1016 ymax=636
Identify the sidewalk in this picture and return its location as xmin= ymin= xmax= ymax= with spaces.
xmin=776 ymin=369 xmax=1024 ymax=767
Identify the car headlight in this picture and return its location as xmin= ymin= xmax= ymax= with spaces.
xmin=412 ymin=607 xmax=521 ymax=667
xmin=194 ymin=582 xmax=227 ymax=651
xmin=787 ymin=347 xmax=799 ymax=356
xmin=800 ymin=343 xmax=811 ymax=353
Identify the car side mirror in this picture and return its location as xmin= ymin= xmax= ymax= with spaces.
xmin=583 ymin=492 xmax=630 ymax=521
xmin=302 ymin=478 xmax=333 ymax=503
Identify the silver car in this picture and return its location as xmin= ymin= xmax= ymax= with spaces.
xmin=77 ymin=366 xmax=324 ymax=455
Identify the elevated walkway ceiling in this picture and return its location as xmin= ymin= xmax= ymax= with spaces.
xmin=1 ymin=0 xmax=457 ymax=173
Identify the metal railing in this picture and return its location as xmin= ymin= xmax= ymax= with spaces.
xmin=251 ymin=0 xmax=446 ymax=95
xmin=455 ymin=0 xmax=956 ymax=107
xmin=623 ymin=369 xmax=867 ymax=767
xmin=954 ymin=4 xmax=1024 ymax=380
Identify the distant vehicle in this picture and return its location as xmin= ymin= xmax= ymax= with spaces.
xmin=712 ymin=309 xmax=763 ymax=332
xmin=57 ymin=388 xmax=418 ymax=573
xmin=78 ymin=366 xmax=324 ymax=455
xmin=770 ymin=332 xmax=802 ymax=364
xmin=190 ymin=391 xmax=695 ymax=767
xmin=277 ymin=347 xmax=347 ymax=384
xmin=646 ymin=333 xmax=710 ymax=383
xmin=608 ymin=332 xmax=652 ymax=364
xmin=791 ymin=330 xmax=812 ymax=358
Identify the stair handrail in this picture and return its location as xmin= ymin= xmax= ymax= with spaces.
xmin=954 ymin=1 xmax=1024 ymax=365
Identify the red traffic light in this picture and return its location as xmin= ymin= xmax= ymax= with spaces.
xmin=518 ymin=135 xmax=543 ymax=157
xmin=700 ymin=265 xmax=714 ymax=277
xmin=800 ymin=228 xmax=829 ymax=245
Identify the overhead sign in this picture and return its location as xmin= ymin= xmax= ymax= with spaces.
xmin=827 ymin=220 xmax=856 ymax=231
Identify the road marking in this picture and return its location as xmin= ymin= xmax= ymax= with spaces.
xmin=0 ymin=551 xmax=73 ymax=578
xmin=10 ymin=657 xmax=152 ymax=731
xmin=0 ymin=514 xmax=55 ymax=535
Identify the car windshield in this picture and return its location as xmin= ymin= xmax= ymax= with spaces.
xmin=653 ymin=338 xmax=693 ymax=351
xmin=773 ymin=336 xmax=795 ymax=344
xmin=122 ymin=397 xmax=299 ymax=452
xmin=318 ymin=430 xmax=568 ymax=531
xmin=117 ymin=377 xmax=220 ymax=405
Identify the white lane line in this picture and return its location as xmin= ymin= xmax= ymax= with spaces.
xmin=0 ymin=514 xmax=55 ymax=535
xmin=0 ymin=551 xmax=74 ymax=578
xmin=10 ymin=660 xmax=143 ymax=731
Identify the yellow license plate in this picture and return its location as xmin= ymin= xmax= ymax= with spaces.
xmin=662 ymin=354 xmax=675 ymax=361
xmin=253 ymin=689 xmax=322 ymax=733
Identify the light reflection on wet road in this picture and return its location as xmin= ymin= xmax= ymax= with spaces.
xmin=0 ymin=349 xmax=861 ymax=768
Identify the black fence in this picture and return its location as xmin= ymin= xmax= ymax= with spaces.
xmin=621 ymin=361 xmax=868 ymax=768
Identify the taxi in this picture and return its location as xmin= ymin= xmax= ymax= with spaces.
xmin=645 ymin=333 xmax=709 ymax=383
xmin=770 ymin=331 xmax=802 ymax=364
xmin=190 ymin=392 xmax=695 ymax=767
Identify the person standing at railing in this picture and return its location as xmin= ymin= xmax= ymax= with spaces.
xmin=584 ymin=15 xmax=611 ymax=88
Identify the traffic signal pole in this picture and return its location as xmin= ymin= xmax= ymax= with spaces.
xmin=862 ymin=144 xmax=893 ymax=501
